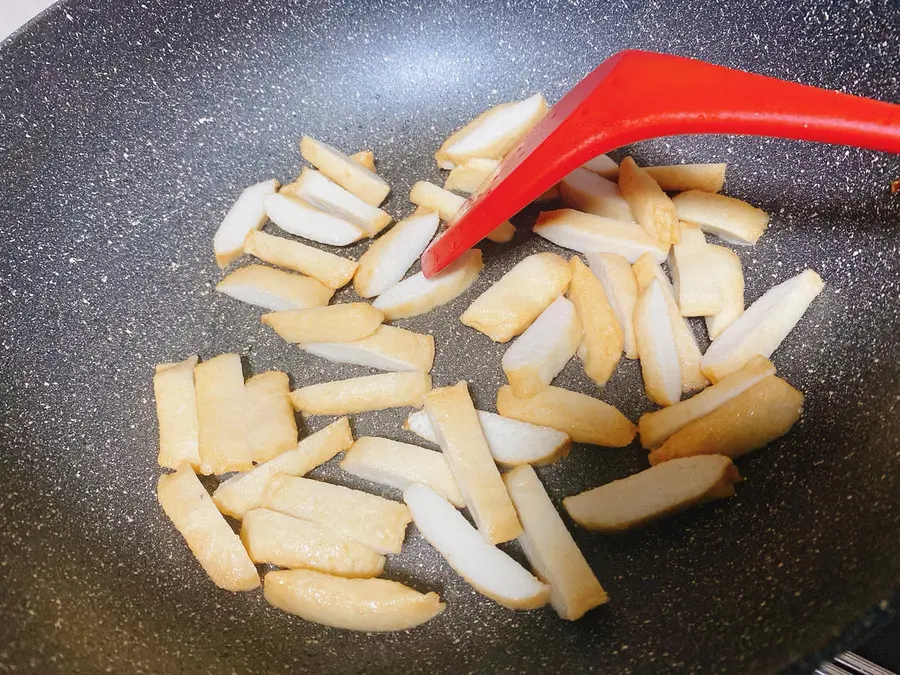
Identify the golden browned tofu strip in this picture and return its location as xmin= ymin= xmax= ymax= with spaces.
xmin=264 ymin=569 xmax=444 ymax=632
xmin=618 ymin=157 xmax=680 ymax=245
xmin=157 ymin=464 xmax=260 ymax=591
xmin=496 ymin=385 xmax=635 ymax=447
xmin=648 ymin=376 xmax=803 ymax=465
xmin=424 ymin=381 xmax=522 ymax=545
xmin=564 ymin=455 xmax=740 ymax=533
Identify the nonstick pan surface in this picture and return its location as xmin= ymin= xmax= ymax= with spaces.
xmin=0 ymin=0 xmax=898 ymax=672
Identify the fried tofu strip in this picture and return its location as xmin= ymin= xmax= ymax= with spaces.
xmin=618 ymin=157 xmax=680 ymax=245
xmin=567 ymin=257 xmax=623 ymax=386
xmin=263 ymin=475 xmax=411 ymax=555
xmin=586 ymin=253 xmax=639 ymax=359
xmin=502 ymin=295 xmax=581 ymax=398
xmin=302 ymin=325 xmax=434 ymax=373
xmin=461 ymin=252 xmax=571 ymax=343
xmin=300 ymin=136 xmax=390 ymax=206
xmin=264 ymin=569 xmax=444 ymax=632
xmin=638 ymin=356 xmax=776 ymax=450
xmin=262 ymin=303 xmax=383 ymax=344
xmin=504 ymin=465 xmax=609 ymax=620
xmin=632 ymin=253 xmax=708 ymax=392
xmin=195 ymin=354 xmax=297 ymax=474
xmin=404 ymin=409 xmax=571 ymax=466
xmin=644 ymin=164 xmax=726 ymax=193
xmin=423 ymin=381 xmax=522 ymax=545
xmin=702 ymin=269 xmax=824 ymax=381
xmin=353 ymin=210 xmax=439 ymax=298
xmin=673 ymin=190 xmax=769 ymax=245
xmin=496 ymin=385 xmax=635 ymax=447
xmin=283 ymin=169 xmax=392 ymax=236
xmin=634 ymin=279 xmax=682 ymax=406
xmin=213 ymin=179 xmax=279 ymax=268
xmin=216 ymin=264 xmax=334 ymax=311
xmin=648 ymin=376 xmax=803 ymax=465
xmin=559 ymin=167 xmax=634 ymax=222
xmin=563 ymin=456 xmax=740 ymax=532
xmin=264 ymin=193 xmax=366 ymax=246
xmin=243 ymin=230 xmax=357 ymax=289
xmin=434 ymin=94 xmax=548 ymax=169
xmin=372 ymin=249 xmax=483 ymax=320
xmin=534 ymin=209 xmax=670 ymax=263
xmin=213 ymin=418 xmax=353 ymax=519
xmin=242 ymin=509 xmax=385 ymax=577
xmin=157 ymin=464 xmax=259 ymax=591
xmin=404 ymin=483 xmax=549 ymax=610
xmin=290 ymin=372 xmax=432 ymax=415
xmin=154 ymin=356 xmax=200 ymax=470
xmin=341 ymin=436 xmax=464 ymax=507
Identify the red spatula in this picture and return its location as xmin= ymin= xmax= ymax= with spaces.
xmin=421 ymin=50 xmax=900 ymax=276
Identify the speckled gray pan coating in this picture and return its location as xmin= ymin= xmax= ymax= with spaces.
xmin=0 ymin=0 xmax=898 ymax=672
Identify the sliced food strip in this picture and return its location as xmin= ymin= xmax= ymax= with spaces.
xmin=643 ymin=163 xmax=726 ymax=193
xmin=563 ymin=455 xmax=740 ymax=533
xmin=586 ymin=253 xmax=639 ymax=359
xmin=241 ymin=508 xmax=385 ymax=578
xmin=340 ymin=436 xmax=464 ymax=507
xmin=409 ymin=181 xmax=514 ymax=243
xmin=264 ymin=569 xmax=444 ymax=632
xmin=460 ymin=252 xmax=572 ymax=343
xmin=264 ymin=192 xmax=366 ymax=246
xmin=243 ymin=230 xmax=358 ymax=289
xmin=404 ymin=409 xmax=571 ymax=466
xmin=649 ymin=375 xmax=803 ymax=465
xmin=559 ymin=167 xmax=634 ymax=222
xmin=290 ymin=372 xmax=432 ymax=415
xmin=502 ymin=295 xmax=581 ymax=398
xmin=195 ymin=354 xmax=297 ymax=475
xmin=282 ymin=169 xmax=392 ymax=236
xmin=618 ymin=157 xmax=680 ymax=245
xmin=669 ymin=228 xmax=723 ymax=317
xmin=353 ymin=210 xmax=440 ymax=298
xmin=634 ymin=279 xmax=682 ymax=407
xmin=444 ymin=157 xmax=500 ymax=194
xmin=263 ymin=475 xmax=411 ymax=555
xmin=638 ymin=356 xmax=776 ymax=449
xmin=241 ymin=371 xmax=301 ymax=468
xmin=372 ymin=249 xmax=483 ymax=320
xmin=581 ymin=154 xmax=618 ymax=179
xmin=300 ymin=136 xmax=390 ymax=206
xmin=567 ymin=257 xmax=623 ymax=387
xmin=705 ymin=245 xmax=746 ymax=340
xmin=504 ymin=465 xmax=609 ymax=620
xmin=424 ymin=382 xmax=521 ymax=545
xmin=496 ymin=385 xmax=635 ymax=447
xmin=213 ymin=417 xmax=354 ymax=519
xmin=434 ymin=93 xmax=548 ymax=169
xmin=262 ymin=303 xmax=384 ymax=344
xmin=632 ymin=253 xmax=708 ymax=392
xmin=302 ymin=325 xmax=435 ymax=373
xmin=534 ymin=209 xmax=670 ymax=263
xmin=404 ymin=483 xmax=550 ymax=610
xmin=350 ymin=150 xmax=375 ymax=171
xmin=154 ymin=355 xmax=200 ymax=470
xmin=213 ymin=179 xmax=279 ymax=268
xmin=216 ymin=264 xmax=334 ymax=311
xmin=673 ymin=190 xmax=769 ymax=245
xmin=194 ymin=353 xmax=246 ymax=474
xmin=157 ymin=464 xmax=259 ymax=591
xmin=702 ymin=269 xmax=825 ymax=382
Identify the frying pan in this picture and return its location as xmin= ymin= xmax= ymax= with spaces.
xmin=1 ymin=0 xmax=898 ymax=672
